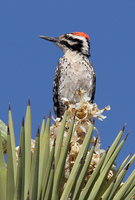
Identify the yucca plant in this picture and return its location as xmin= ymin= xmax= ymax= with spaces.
xmin=0 ymin=96 xmax=135 ymax=200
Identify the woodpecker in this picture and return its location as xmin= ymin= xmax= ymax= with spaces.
xmin=39 ymin=32 xmax=96 ymax=118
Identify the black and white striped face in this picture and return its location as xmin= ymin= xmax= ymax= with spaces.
xmin=39 ymin=32 xmax=90 ymax=57
xmin=58 ymin=32 xmax=90 ymax=57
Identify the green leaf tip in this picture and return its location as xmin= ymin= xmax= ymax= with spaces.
xmin=92 ymin=118 xmax=95 ymax=124
xmin=106 ymin=145 xmax=110 ymax=153
xmin=122 ymin=123 xmax=126 ymax=131
xmin=22 ymin=117 xmax=24 ymax=126
xmin=124 ymin=131 xmax=130 ymax=141
xmin=125 ymin=163 xmax=130 ymax=170
xmin=28 ymin=97 xmax=30 ymax=106
xmin=9 ymin=102 xmax=11 ymax=110
xmin=48 ymin=109 xmax=51 ymax=118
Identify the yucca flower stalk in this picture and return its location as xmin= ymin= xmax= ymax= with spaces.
xmin=0 ymin=90 xmax=134 ymax=199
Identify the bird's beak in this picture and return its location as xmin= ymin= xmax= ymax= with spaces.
xmin=39 ymin=35 xmax=60 ymax=43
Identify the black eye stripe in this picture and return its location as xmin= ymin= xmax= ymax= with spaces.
xmin=61 ymin=40 xmax=83 ymax=53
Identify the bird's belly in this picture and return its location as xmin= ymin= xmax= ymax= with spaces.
xmin=59 ymin=68 xmax=92 ymax=104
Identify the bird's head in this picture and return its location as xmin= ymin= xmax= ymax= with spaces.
xmin=39 ymin=32 xmax=90 ymax=57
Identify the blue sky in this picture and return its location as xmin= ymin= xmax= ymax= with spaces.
xmin=1 ymin=2 xmax=135 ymax=179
